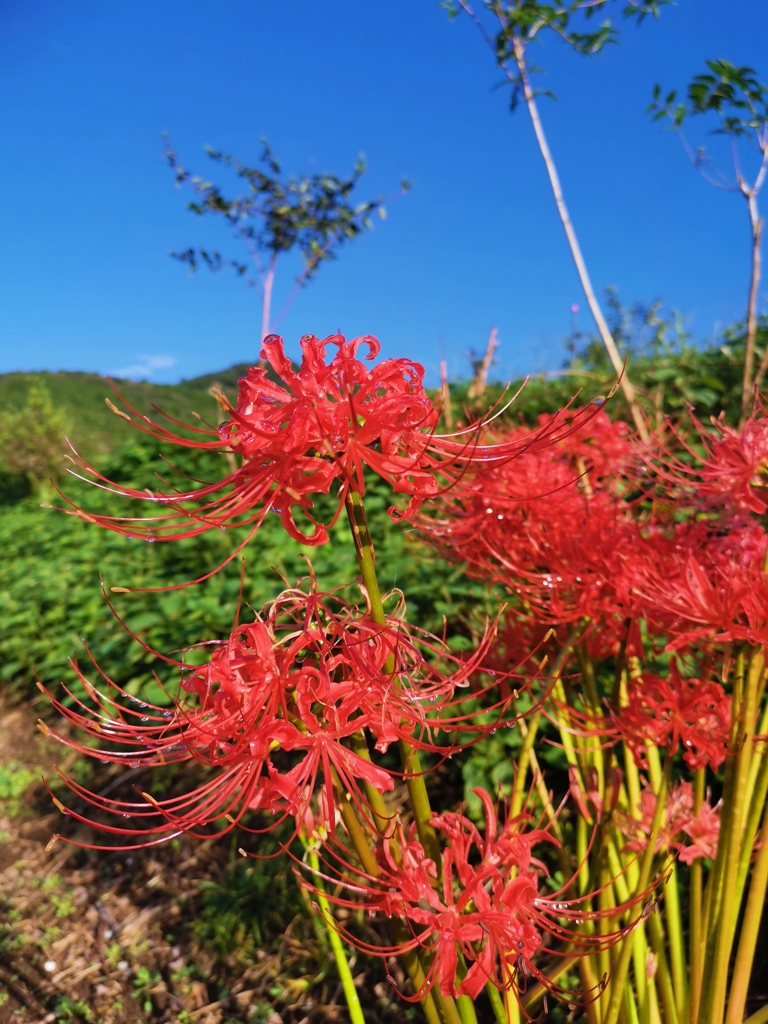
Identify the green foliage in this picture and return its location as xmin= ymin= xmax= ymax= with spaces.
xmin=563 ymin=289 xmax=768 ymax=423
xmin=1 ymin=331 xmax=759 ymax=717
xmin=0 ymin=760 xmax=38 ymax=817
xmin=48 ymin=892 xmax=75 ymax=919
xmin=461 ymin=721 xmax=523 ymax=818
xmin=0 ymin=368 xmax=235 ymax=467
xmin=650 ymin=59 xmax=768 ymax=136
xmin=0 ymin=434 xmax=474 ymax=708
xmin=190 ymin=835 xmax=302 ymax=959
xmin=166 ymin=135 xmax=409 ymax=288
xmin=445 ymin=0 xmax=670 ymax=105
xmin=0 ymin=377 xmax=67 ymax=492
xmin=132 ymin=965 xmax=162 ymax=1010
xmin=54 ymin=997 xmax=94 ymax=1023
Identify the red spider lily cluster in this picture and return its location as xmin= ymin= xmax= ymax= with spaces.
xmin=307 ymin=789 xmax=636 ymax=1003
xmin=40 ymin=336 xmax=768 ymax=1022
xmin=613 ymin=661 xmax=730 ymax=771
xmin=57 ymin=333 xmax=601 ymax=557
xmin=40 ymin=584 xmax=518 ymax=850
xmin=418 ymin=400 xmax=768 ymax=1022
xmin=616 ymin=780 xmax=721 ymax=864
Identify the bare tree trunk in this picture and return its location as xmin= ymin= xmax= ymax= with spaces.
xmin=468 ymin=327 xmax=499 ymax=399
xmin=439 ymin=360 xmax=454 ymax=429
xmin=512 ymin=36 xmax=648 ymax=440
xmin=261 ymin=254 xmax=277 ymax=344
xmin=258 ymin=253 xmax=278 ymax=369
xmin=744 ymin=195 xmax=764 ymax=418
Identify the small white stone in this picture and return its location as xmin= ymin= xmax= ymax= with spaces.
xmin=44 ymin=961 xmax=57 ymax=973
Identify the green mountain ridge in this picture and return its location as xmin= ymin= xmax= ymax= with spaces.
xmin=0 ymin=365 xmax=254 ymax=463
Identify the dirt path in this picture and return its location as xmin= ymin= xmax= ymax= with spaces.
xmin=0 ymin=697 xmax=367 ymax=1024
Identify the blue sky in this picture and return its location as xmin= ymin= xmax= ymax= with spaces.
xmin=1 ymin=1 xmax=767 ymax=386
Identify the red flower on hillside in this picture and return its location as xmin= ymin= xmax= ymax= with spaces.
xmin=58 ymin=334 xmax=600 ymax=581
xmin=308 ymin=788 xmax=645 ymax=1002
xmin=614 ymin=661 xmax=730 ymax=770
xmin=419 ymin=409 xmax=646 ymax=656
xmin=651 ymin=408 xmax=768 ymax=515
xmin=618 ymin=780 xmax=720 ymax=863
xmin=630 ymin=520 xmax=768 ymax=650
xmin=40 ymin=584 xmax=514 ymax=849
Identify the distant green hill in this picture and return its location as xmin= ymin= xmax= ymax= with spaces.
xmin=0 ymin=366 xmax=254 ymax=465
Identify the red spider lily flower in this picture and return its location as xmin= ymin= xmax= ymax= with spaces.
xmin=617 ymin=780 xmax=721 ymax=863
xmin=695 ymin=414 xmax=768 ymax=514
xmin=678 ymin=792 xmax=722 ymax=864
xmin=614 ymin=661 xmax=730 ymax=770
xmin=55 ymin=334 xmax=602 ymax=585
xmin=40 ymin=583 xmax=516 ymax=850
xmin=629 ymin=520 xmax=768 ymax=650
xmin=648 ymin=407 xmax=768 ymax=515
xmin=304 ymin=788 xmax=645 ymax=1004
xmin=419 ymin=409 xmax=648 ymax=657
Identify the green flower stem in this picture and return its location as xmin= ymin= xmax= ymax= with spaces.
xmin=703 ymin=648 xmax=761 ymax=1024
xmin=623 ymin=984 xmax=642 ymax=1024
xmin=504 ymin=987 xmax=521 ymax=1024
xmin=602 ymin=758 xmax=672 ymax=1024
xmin=342 ymin=490 xmax=467 ymax=1024
xmin=336 ymin=795 xmax=447 ymax=1024
xmin=735 ymin=697 xmax=768 ymax=904
xmin=597 ymin=864 xmax=615 ymax=1006
xmin=453 ymin=955 xmax=480 ymax=1024
xmin=554 ymin=676 xmax=590 ymax=785
xmin=725 ymin=795 xmax=768 ymax=1024
xmin=703 ymin=652 xmax=745 ymax=952
xmin=618 ymin=671 xmax=643 ymax=821
xmin=344 ymin=488 xmax=440 ymax=865
xmin=623 ymin=744 xmax=643 ymax=819
xmin=744 ymin=691 xmax=768 ymax=818
xmin=456 ymin=995 xmax=481 ymax=1024
xmin=487 ymin=978 xmax=512 ymax=1019
xmin=429 ymin=984 xmax=466 ymax=1024
xmin=647 ymin=982 xmax=662 ymax=1024
xmin=607 ymin=836 xmax=650 ymax=1012
xmin=646 ymin=911 xmax=679 ymax=1024
xmin=306 ymin=844 xmax=367 ymax=1024
xmin=511 ymin=622 xmax=588 ymax=820
xmin=296 ymin=875 xmax=330 ymax=957
xmin=398 ymin=943 xmax=450 ymax=1024
xmin=456 ymin=994 xmax=479 ymax=1024
xmin=743 ymin=1003 xmax=768 ymax=1024
xmin=612 ymin=743 xmax=678 ymax=1018
xmin=576 ymin=814 xmax=589 ymax=897
xmin=735 ymin=745 xmax=768 ymax=903
xmin=510 ymin=708 xmax=541 ymax=819
xmin=688 ymin=769 xmax=705 ymax=1024
xmin=514 ymin=719 xmax=566 ymax=846
xmin=661 ymin=863 xmax=686 ymax=1020
xmin=348 ymin=732 xmax=393 ymax=838
xmin=518 ymin=951 xmax=602 ymax=1024
xmin=485 ymin=981 xmax=507 ymax=1024
xmin=645 ymin=744 xmax=663 ymax=792
xmin=578 ymin=648 xmax=605 ymax=794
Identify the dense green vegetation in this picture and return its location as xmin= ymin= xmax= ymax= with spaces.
xmin=0 ymin=436 xmax=484 ymax=709
xmin=0 ymin=365 xmax=254 ymax=467
xmin=1 ymin=314 xmax=763 ymax=794
xmin=1 ymin=314 xmax=763 ymax=707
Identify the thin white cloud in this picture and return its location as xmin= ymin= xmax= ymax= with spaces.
xmin=112 ymin=355 xmax=177 ymax=380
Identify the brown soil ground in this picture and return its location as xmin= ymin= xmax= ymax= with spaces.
xmin=0 ymin=698 xmax=407 ymax=1024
